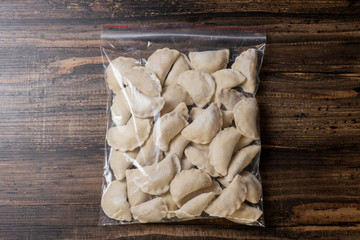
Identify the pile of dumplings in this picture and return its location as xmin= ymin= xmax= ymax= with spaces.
xmin=102 ymin=47 xmax=263 ymax=225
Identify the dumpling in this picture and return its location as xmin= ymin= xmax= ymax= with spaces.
xmin=232 ymin=48 xmax=258 ymax=94
xmin=175 ymin=192 xmax=215 ymax=219
xmin=225 ymin=203 xmax=263 ymax=224
xmin=160 ymin=85 xmax=193 ymax=115
xmin=212 ymin=69 xmax=246 ymax=98
xmin=171 ymin=102 xmax=189 ymax=119
xmin=189 ymin=107 xmax=203 ymax=120
xmin=184 ymin=146 xmax=220 ymax=177
xmin=130 ymin=197 xmax=168 ymax=223
xmin=233 ymin=135 xmax=254 ymax=152
xmin=122 ymin=66 xmax=161 ymax=97
xmin=209 ymin=127 xmax=241 ymax=176
xmin=199 ymin=180 xmax=223 ymax=196
xmin=180 ymin=157 xmax=194 ymax=170
xmin=106 ymin=117 xmax=151 ymax=152
xmin=165 ymin=133 xmax=190 ymax=160
xmin=170 ymin=169 xmax=212 ymax=207
xmin=205 ymin=175 xmax=247 ymax=217
xmin=135 ymin=132 xmax=163 ymax=166
xmin=153 ymin=107 xmax=188 ymax=152
xmin=191 ymin=142 xmax=210 ymax=152
xmin=110 ymin=91 xmax=131 ymax=126
xmin=216 ymin=88 xmax=244 ymax=111
xmin=177 ymin=70 xmax=215 ymax=108
xmin=233 ymin=97 xmax=260 ymax=139
xmin=101 ymin=180 xmax=132 ymax=221
xmin=222 ymin=110 xmax=234 ymax=128
xmin=125 ymin=170 xmax=151 ymax=206
xmin=182 ymin=103 xmax=222 ymax=144
xmin=123 ymin=85 xmax=165 ymax=118
xmin=226 ymin=145 xmax=261 ymax=182
xmin=161 ymin=191 xmax=178 ymax=218
xmin=217 ymin=177 xmax=230 ymax=188
xmin=189 ymin=49 xmax=229 ymax=73
xmin=165 ymin=53 xmax=192 ymax=86
xmin=130 ymin=153 xmax=181 ymax=195
xmin=212 ymin=69 xmax=246 ymax=89
xmin=178 ymin=180 xmax=222 ymax=206
xmin=109 ymin=148 xmax=138 ymax=180
xmin=106 ymin=56 xmax=140 ymax=94
xmin=241 ymin=171 xmax=262 ymax=204
xmin=145 ymin=48 xmax=180 ymax=85
xmin=190 ymin=107 xmax=233 ymax=128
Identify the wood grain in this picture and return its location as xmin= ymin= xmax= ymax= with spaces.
xmin=1 ymin=0 xmax=360 ymax=20
xmin=0 ymin=0 xmax=360 ymax=239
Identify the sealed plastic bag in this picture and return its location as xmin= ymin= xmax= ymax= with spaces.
xmin=99 ymin=25 xmax=266 ymax=226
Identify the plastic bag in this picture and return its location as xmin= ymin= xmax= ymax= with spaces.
xmin=99 ymin=25 xmax=266 ymax=226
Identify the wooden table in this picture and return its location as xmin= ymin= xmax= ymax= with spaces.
xmin=1 ymin=1 xmax=359 ymax=239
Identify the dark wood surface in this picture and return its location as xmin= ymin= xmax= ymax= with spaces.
xmin=1 ymin=1 xmax=360 ymax=239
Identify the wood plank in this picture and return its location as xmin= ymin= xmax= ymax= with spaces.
xmin=0 ymin=150 xmax=359 ymax=231
xmin=1 ymin=79 xmax=359 ymax=152
xmin=1 ymin=0 xmax=360 ymax=21
xmin=1 ymin=44 xmax=359 ymax=151
xmin=1 ymin=221 xmax=359 ymax=240
xmin=1 ymin=15 xmax=359 ymax=49
xmin=2 ymin=218 xmax=359 ymax=240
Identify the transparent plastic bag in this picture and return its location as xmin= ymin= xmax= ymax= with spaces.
xmin=99 ymin=25 xmax=266 ymax=226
